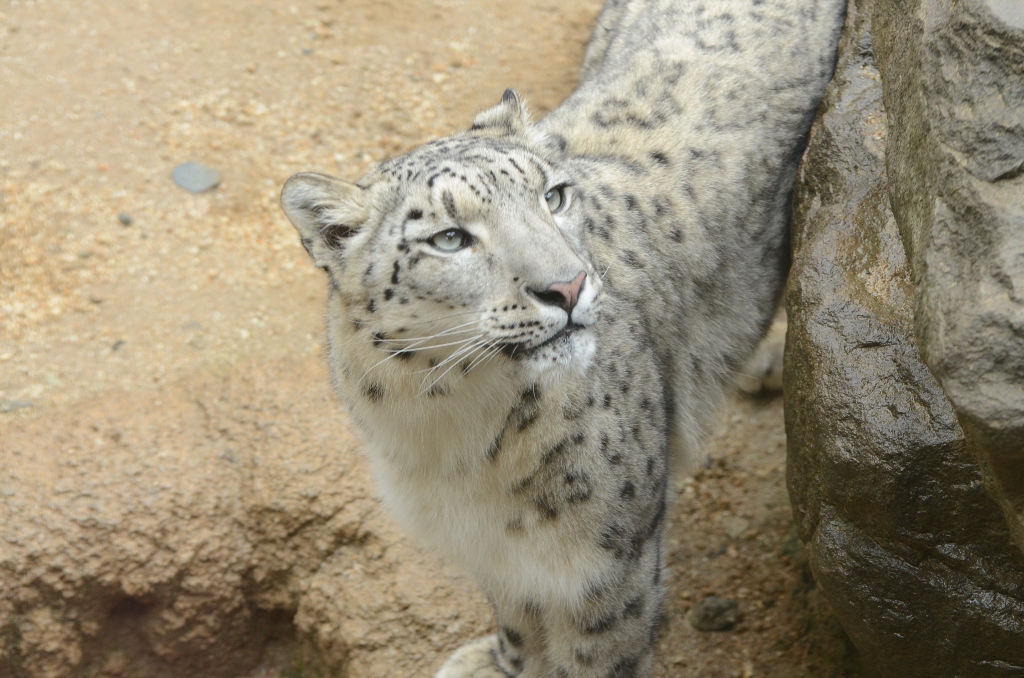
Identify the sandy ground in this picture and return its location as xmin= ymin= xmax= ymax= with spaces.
xmin=0 ymin=1 xmax=860 ymax=676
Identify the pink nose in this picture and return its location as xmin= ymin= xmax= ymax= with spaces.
xmin=542 ymin=272 xmax=587 ymax=316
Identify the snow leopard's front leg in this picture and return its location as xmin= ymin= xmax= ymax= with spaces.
xmin=434 ymin=636 xmax=516 ymax=678
xmin=436 ymin=535 xmax=666 ymax=677
xmin=435 ymin=602 xmax=547 ymax=678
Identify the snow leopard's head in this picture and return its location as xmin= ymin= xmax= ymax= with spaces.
xmin=281 ymin=89 xmax=603 ymax=391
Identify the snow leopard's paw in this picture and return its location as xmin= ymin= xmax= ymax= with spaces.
xmin=435 ymin=636 xmax=516 ymax=678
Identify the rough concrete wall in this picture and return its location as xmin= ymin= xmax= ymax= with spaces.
xmin=0 ymin=359 xmax=491 ymax=678
xmin=785 ymin=0 xmax=1024 ymax=674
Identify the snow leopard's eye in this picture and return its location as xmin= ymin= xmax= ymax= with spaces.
xmin=429 ymin=228 xmax=471 ymax=252
xmin=544 ymin=185 xmax=568 ymax=214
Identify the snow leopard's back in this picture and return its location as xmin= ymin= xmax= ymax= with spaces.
xmin=538 ymin=0 xmax=846 ymax=465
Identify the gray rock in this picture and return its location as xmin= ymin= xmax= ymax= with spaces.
xmin=874 ymin=0 xmax=1024 ymax=551
xmin=0 ymin=400 xmax=33 ymax=413
xmin=172 ymin=161 xmax=221 ymax=193
xmin=118 ymin=212 xmax=133 ymax=226
xmin=786 ymin=0 xmax=1024 ymax=675
xmin=687 ymin=596 xmax=740 ymax=632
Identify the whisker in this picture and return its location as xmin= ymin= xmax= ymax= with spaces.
xmin=413 ymin=338 xmax=482 ymax=375
xmin=475 ymin=343 xmax=507 ymax=373
xmin=480 ymin=343 xmax=506 ymax=368
xmin=378 ymin=321 xmax=480 ymax=344
xmin=388 ymin=335 xmax=486 ymax=353
xmin=464 ymin=341 xmax=502 ymax=373
xmin=365 ymin=334 xmax=479 ymax=375
xmin=392 ymin=308 xmax=484 ymax=326
xmin=419 ymin=340 xmax=491 ymax=395
xmin=417 ymin=336 xmax=489 ymax=376
xmin=360 ymin=333 xmax=484 ymax=384
xmin=360 ymin=349 xmax=411 ymax=381
xmin=458 ymin=339 xmax=497 ymax=372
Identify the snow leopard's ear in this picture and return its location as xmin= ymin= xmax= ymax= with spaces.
xmin=281 ymin=172 xmax=368 ymax=269
xmin=469 ymin=88 xmax=531 ymax=137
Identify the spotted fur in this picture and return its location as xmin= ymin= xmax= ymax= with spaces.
xmin=280 ymin=0 xmax=845 ymax=675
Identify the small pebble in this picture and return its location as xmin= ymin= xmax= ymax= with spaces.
xmin=0 ymin=400 xmax=34 ymax=413
xmin=688 ymin=596 xmax=741 ymax=632
xmin=172 ymin=161 xmax=221 ymax=193
xmin=724 ymin=516 xmax=751 ymax=540
xmin=118 ymin=212 xmax=133 ymax=226
xmin=111 ymin=340 xmax=125 ymax=351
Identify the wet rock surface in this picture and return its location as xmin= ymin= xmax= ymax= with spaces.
xmin=873 ymin=0 xmax=1024 ymax=550
xmin=785 ymin=0 xmax=1024 ymax=675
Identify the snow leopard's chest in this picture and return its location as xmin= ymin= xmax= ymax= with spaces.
xmin=351 ymin=317 xmax=670 ymax=604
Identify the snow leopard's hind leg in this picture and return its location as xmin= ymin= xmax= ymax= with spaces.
xmin=735 ymin=307 xmax=787 ymax=394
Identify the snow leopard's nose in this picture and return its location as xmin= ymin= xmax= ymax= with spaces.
xmin=530 ymin=272 xmax=587 ymax=315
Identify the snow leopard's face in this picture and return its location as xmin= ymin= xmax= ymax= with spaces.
xmin=281 ymin=92 xmax=604 ymax=386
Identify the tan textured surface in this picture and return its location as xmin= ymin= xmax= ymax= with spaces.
xmin=1 ymin=1 xmax=855 ymax=676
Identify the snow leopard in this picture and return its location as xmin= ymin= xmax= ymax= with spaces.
xmin=280 ymin=0 xmax=845 ymax=675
